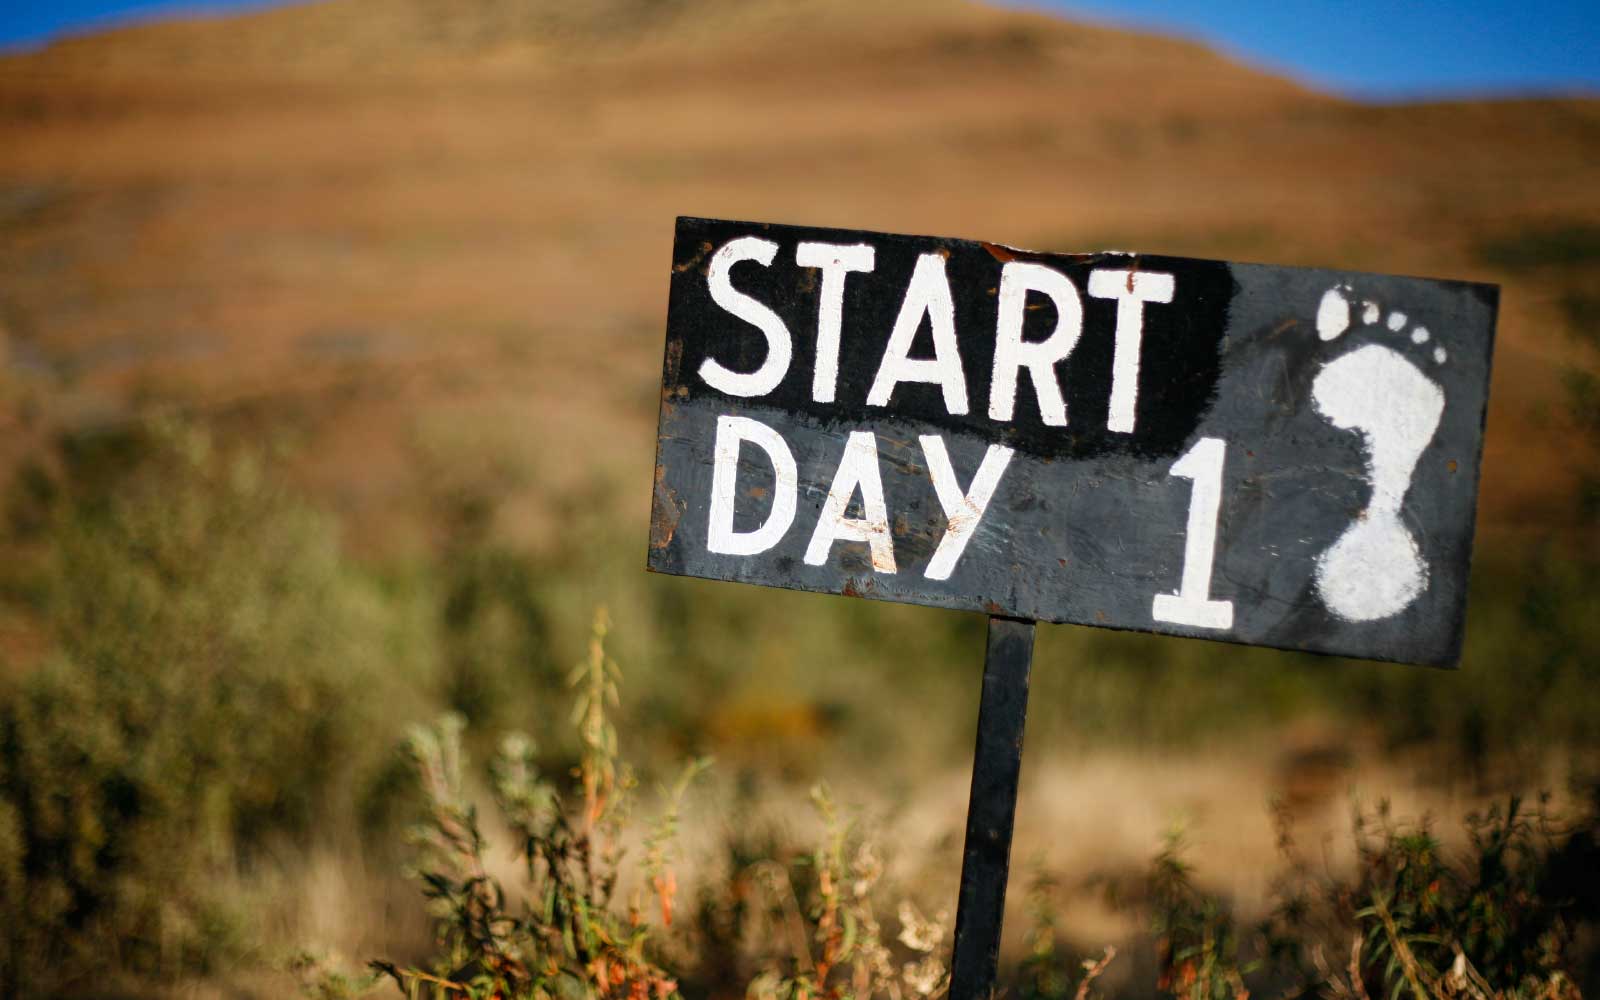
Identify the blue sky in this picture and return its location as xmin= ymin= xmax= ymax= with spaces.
xmin=1 ymin=1 xmax=280 ymax=50
xmin=1035 ymin=0 xmax=1598 ymax=100
xmin=2 ymin=0 xmax=1596 ymax=102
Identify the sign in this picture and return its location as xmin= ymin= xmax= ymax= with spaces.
xmin=648 ymin=217 xmax=1497 ymax=667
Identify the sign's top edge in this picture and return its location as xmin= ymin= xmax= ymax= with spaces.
xmin=672 ymin=215 xmax=1501 ymax=296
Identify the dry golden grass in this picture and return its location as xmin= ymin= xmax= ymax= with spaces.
xmin=1 ymin=0 xmax=1595 ymax=558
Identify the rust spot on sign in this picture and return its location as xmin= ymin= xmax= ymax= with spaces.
xmin=981 ymin=241 xmax=1019 ymax=264
xmin=672 ymin=240 xmax=715 ymax=274
xmin=650 ymin=465 xmax=686 ymax=551
xmin=663 ymin=337 xmax=684 ymax=384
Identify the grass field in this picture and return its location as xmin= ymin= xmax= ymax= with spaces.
xmin=0 ymin=0 xmax=1596 ymax=995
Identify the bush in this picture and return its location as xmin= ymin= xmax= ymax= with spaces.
xmin=1140 ymin=794 xmax=1600 ymax=1000
xmin=0 ymin=420 xmax=419 ymax=994
xmin=310 ymin=609 xmax=966 ymax=1000
xmin=342 ymin=608 xmax=704 ymax=999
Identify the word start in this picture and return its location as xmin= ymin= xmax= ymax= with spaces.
xmin=700 ymin=236 xmax=1172 ymax=426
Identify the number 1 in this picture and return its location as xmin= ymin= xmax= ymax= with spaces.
xmin=1152 ymin=436 xmax=1234 ymax=630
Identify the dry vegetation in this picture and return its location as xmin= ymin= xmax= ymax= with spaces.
xmin=0 ymin=0 xmax=1597 ymax=996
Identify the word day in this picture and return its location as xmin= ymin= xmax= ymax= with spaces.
xmin=708 ymin=416 xmax=1013 ymax=581
xmin=707 ymin=413 xmax=1231 ymax=631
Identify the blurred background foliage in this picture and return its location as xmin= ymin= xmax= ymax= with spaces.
xmin=0 ymin=0 xmax=1595 ymax=995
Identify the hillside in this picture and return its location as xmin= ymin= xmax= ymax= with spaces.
xmin=1 ymin=0 xmax=1597 ymax=550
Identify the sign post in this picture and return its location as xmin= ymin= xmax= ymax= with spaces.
xmin=949 ymin=616 xmax=1035 ymax=998
xmin=647 ymin=216 xmax=1498 ymax=992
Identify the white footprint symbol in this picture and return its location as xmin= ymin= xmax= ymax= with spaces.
xmin=1310 ymin=285 xmax=1446 ymax=622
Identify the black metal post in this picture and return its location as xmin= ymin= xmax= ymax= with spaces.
xmin=948 ymin=615 xmax=1036 ymax=1000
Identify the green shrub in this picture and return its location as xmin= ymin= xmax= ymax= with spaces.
xmin=1015 ymin=863 xmax=1116 ymax=1000
xmin=1147 ymin=831 xmax=1256 ymax=1000
xmin=341 ymin=610 xmax=966 ymax=1000
xmin=1343 ymin=797 xmax=1589 ymax=1000
xmin=366 ymin=609 xmax=704 ymax=1000
xmin=0 ymin=419 xmax=420 ymax=994
xmin=1476 ymin=224 xmax=1600 ymax=272
xmin=1141 ymin=794 xmax=1600 ymax=1000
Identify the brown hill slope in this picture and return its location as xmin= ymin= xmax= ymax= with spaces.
xmin=0 ymin=0 xmax=1596 ymax=551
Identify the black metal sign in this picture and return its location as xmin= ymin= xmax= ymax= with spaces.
xmin=648 ymin=217 xmax=1497 ymax=667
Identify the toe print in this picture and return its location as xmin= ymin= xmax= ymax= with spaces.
xmin=1310 ymin=286 xmax=1447 ymax=622
xmin=1315 ymin=284 xmax=1383 ymax=342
